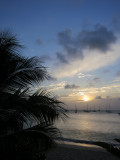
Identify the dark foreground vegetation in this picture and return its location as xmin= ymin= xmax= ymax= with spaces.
xmin=94 ymin=139 xmax=120 ymax=159
xmin=0 ymin=31 xmax=66 ymax=160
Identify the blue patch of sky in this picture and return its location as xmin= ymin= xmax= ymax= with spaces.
xmin=0 ymin=0 xmax=120 ymax=61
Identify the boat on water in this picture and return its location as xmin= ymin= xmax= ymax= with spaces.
xmin=106 ymin=104 xmax=112 ymax=113
xmin=65 ymin=109 xmax=68 ymax=112
xmin=83 ymin=103 xmax=91 ymax=112
xmin=92 ymin=105 xmax=96 ymax=112
xmin=75 ymin=109 xmax=77 ymax=113
xmin=65 ymin=106 xmax=69 ymax=112
xmin=75 ymin=104 xmax=77 ymax=113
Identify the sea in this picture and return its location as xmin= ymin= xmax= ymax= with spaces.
xmin=55 ymin=110 xmax=120 ymax=145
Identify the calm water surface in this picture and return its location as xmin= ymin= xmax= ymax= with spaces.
xmin=55 ymin=112 xmax=120 ymax=144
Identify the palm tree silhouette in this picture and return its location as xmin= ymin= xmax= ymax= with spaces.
xmin=0 ymin=31 xmax=66 ymax=160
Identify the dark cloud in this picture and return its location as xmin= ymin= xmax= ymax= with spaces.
xmin=57 ymin=28 xmax=83 ymax=60
xmin=36 ymin=38 xmax=43 ymax=45
xmin=77 ymin=24 xmax=117 ymax=52
xmin=57 ymin=24 xmax=117 ymax=63
xmin=64 ymin=84 xmax=80 ymax=89
xmin=116 ymin=70 xmax=120 ymax=76
xmin=95 ymin=96 xmax=102 ymax=99
xmin=93 ymin=77 xmax=100 ymax=82
xmin=56 ymin=52 xmax=68 ymax=63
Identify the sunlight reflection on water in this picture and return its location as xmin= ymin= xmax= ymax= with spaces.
xmin=55 ymin=112 xmax=120 ymax=143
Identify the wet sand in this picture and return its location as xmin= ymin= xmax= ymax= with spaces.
xmin=46 ymin=142 xmax=119 ymax=160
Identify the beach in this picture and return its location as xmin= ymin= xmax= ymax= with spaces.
xmin=48 ymin=112 xmax=120 ymax=159
xmin=46 ymin=142 xmax=119 ymax=160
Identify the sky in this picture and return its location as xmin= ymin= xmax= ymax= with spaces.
xmin=1 ymin=0 xmax=120 ymax=110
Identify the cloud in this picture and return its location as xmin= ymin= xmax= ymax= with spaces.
xmin=48 ymin=81 xmax=66 ymax=91
xmin=86 ymin=77 xmax=100 ymax=88
xmin=116 ymin=70 xmax=120 ymax=76
xmin=54 ymin=42 xmax=120 ymax=78
xmin=64 ymin=84 xmax=80 ymax=89
xmin=36 ymin=38 xmax=43 ymax=45
xmin=56 ymin=24 xmax=117 ymax=63
xmin=95 ymin=96 xmax=102 ymax=99
xmin=37 ymin=81 xmax=66 ymax=92
xmin=56 ymin=52 xmax=68 ymax=63
xmin=113 ymin=79 xmax=120 ymax=83
xmin=78 ymin=24 xmax=117 ymax=52
xmin=78 ymin=72 xmax=92 ymax=78
xmin=93 ymin=77 xmax=100 ymax=82
xmin=72 ymin=84 xmax=120 ymax=96
xmin=57 ymin=29 xmax=83 ymax=60
xmin=80 ymin=92 xmax=85 ymax=95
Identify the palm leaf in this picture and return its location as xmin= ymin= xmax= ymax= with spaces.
xmin=0 ymin=89 xmax=66 ymax=136
xmin=0 ymin=31 xmax=51 ymax=93
xmin=0 ymin=30 xmax=67 ymax=159
xmin=0 ymin=123 xmax=61 ymax=159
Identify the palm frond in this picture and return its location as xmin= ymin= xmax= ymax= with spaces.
xmin=6 ymin=57 xmax=50 ymax=91
xmin=0 ymin=30 xmax=67 ymax=159
xmin=0 ymin=31 xmax=51 ymax=93
xmin=0 ymin=30 xmax=23 ymax=55
xmin=0 ymin=89 xmax=67 ymax=136
xmin=0 ymin=123 xmax=60 ymax=159
xmin=27 ymin=89 xmax=67 ymax=123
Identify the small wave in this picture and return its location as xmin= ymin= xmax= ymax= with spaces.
xmin=55 ymin=137 xmax=95 ymax=144
xmin=55 ymin=137 xmax=120 ymax=146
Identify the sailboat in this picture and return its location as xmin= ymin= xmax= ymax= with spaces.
xmin=65 ymin=106 xmax=69 ymax=112
xmin=83 ymin=103 xmax=90 ymax=112
xmin=106 ymin=104 xmax=112 ymax=113
xmin=93 ymin=105 xmax=96 ymax=112
xmin=97 ymin=106 xmax=101 ymax=112
xmin=75 ymin=104 xmax=77 ymax=113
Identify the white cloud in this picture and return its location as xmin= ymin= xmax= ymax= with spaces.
xmin=35 ymin=81 xmax=66 ymax=92
xmin=54 ymin=43 xmax=120 ymax=78
xmin=80 ymin=92 xmax=85 ymax=95
xmin=77 ymin=84 xmax=120 ymax=96
xmin=77 ymin=72 xmax=92 ymax=78
xmin=47 ymin=81 xmax=66 ymax=91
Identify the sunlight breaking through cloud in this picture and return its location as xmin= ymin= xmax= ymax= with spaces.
xmin=54 ymin=43 xmax=120 ymax=78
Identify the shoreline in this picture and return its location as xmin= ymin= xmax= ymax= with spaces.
xmin=46 ymin=142 xmax=120 ymax=160
xmin=55 ymin=140 xmax=106 ymax=151
xmin=55 ymin=137 xmax=120 ymax=146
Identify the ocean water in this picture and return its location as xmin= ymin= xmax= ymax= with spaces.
xmin=55 ymin=111 xmax=120 ymax=145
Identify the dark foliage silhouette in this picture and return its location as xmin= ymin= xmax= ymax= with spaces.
xmin=0 ymin=31 xmax=66 ymax=160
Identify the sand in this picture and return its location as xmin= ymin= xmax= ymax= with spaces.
xmin=46 ymin=141 xmax=119 ymax=160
